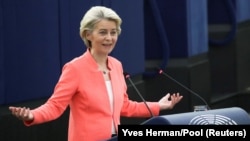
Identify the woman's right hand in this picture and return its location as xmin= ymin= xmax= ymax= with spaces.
xmin=9 ymin=106 xmax=34 ymax=121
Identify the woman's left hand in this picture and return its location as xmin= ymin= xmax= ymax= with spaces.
xmin=158 ymin=93 xmax=183 ymax=110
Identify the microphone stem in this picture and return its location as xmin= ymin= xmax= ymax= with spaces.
xmin=127 ymin=77 xmax=154 ymax=117
xmin=161 ymin=71 xmax=211 ymax=110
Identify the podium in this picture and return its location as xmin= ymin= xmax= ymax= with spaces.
xmin=107 ymin=107 xmax=250 ymax=140
xmin=141 ymin=107 xmax=250 ymax=125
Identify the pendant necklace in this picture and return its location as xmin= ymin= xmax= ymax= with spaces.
xmin=103 ymin=71 xmax=107 ymax=74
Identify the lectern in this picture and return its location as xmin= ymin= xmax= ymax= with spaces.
xmin=142 ymin=107 xmax=250 ymax=125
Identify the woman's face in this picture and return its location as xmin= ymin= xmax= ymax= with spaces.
xmin=87 ymin=19 xmax=118 ymax=55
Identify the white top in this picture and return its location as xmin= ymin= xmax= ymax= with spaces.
xmin=105 ymin=80 xmax=116 ymax=134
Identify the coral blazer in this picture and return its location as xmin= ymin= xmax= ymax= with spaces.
xmin=25 ymin=50 xmax=160 ymax=141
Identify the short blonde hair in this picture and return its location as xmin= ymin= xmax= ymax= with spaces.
xmin=79 ymin=6 xmax=122 ymax=48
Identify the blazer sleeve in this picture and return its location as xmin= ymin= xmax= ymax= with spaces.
xmin=120 ymin=92 xmax=160 ymax=117
xmin=24 ymin=63 xmax=79 ymax=126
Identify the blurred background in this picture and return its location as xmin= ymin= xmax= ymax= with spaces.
xmin=1 ymin=0 xmax=250 ymax=140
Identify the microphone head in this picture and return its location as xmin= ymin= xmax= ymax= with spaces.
xmin=158 ymin=69 xmax=163 ymax=74
xmin=154 ymin=67 xmax=163 ymax=74
xmin=123 ymin=72 xmax=130 ymax=79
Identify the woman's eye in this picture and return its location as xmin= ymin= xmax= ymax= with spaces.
xmin=111 ymin=31 xmax=117 ymax=35
xmin=99 ymin=31 xmax=107 ymax=35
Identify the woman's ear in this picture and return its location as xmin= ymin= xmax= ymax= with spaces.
xmin=85 ymin=31 xmax=91 ymax=40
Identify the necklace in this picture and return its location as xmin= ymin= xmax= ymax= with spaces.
xmin=102 ymin=70 xmax=109 ymax=74
xmin=103 ymin=71 xmax=107 ymax=74
xmin=98 ymin=65 xmax=108 ymax=74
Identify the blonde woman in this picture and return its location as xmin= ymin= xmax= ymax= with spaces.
xmin=9 ymin=6 xmax=183 ymax=141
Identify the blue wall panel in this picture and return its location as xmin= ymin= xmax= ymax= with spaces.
xmin=236 ymin=0 xmax=250 ymax=22
xmin=207 ymin=0 xmax=250 ymax=46
xmin=2 ymin=0 xmax=61 ymax=104
xmin=208 ymin=0 xmax=235 ymax=24
xmin=58 ymin=0 xmax=100 ymax=65
xmin=187 ymin=0 xmax=208 ymax=56
xmin=107 ymin=0 xmax=145 ymax=76
xmin=0 ymin=0 xmax=145 ymax=105
xmin=208 ymin=0 xmax=250 ymax=24
xmin=0 ymin=1 xmax=4 ymax=104
xmin=145 ymin=0 xmax=208 ymax=60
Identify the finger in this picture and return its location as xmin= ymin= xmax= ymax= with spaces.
xmin=175 ymin=92 xmax=180 ymax=97
xmin=21 ymin=107 xmax=29 ymax=119
xmin=14 ymin=107 xmax=21 ymax=115
xmin=24 ymin=108 xmax=30 ymax=119
xmin=9 ymin=106 xmax=14 ymax=111
xmin=173 ymin=95 xmax=180 ymax=104
xmin=162 ymin=93 xmax=170 ymax=101
xmin=171 ymin=94 xmax=176 ymax=101
xmin=9 ymin=106 xmax=17 ymax=113
xmin=172 ymin=93 xmax=181 ymax=100
xmin=19 ymin=107 xmax=26 ymax=117
xmin=165 ymin=93 xmax=170 ymax=98
xmin=17 ymin=107 xmax=26 ymax=120
xmin=175 ymin=97 xmax=182 ymax=104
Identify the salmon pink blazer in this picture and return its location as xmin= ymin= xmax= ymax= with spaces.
xmin=25 ymin=50 xmax=160 ymax=141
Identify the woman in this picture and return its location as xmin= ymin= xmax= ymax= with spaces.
xmin=9 ymin=6 xmax=183 ymax=141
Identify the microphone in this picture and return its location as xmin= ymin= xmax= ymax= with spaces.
xmin=123 ymin=72 xmax=154 ymax=117
xmin=157 ymin=68 xmax=211 ymax=110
